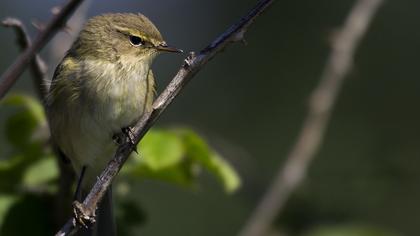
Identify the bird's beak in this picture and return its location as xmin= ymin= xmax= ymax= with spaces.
xmin=155 ymin=42 xmax=183 ymax=53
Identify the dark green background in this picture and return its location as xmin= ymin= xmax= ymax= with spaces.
xmin=1 ymin=0 xmax=419 ymax=235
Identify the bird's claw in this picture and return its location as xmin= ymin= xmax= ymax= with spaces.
xmin=112 ymin=127 xmax=138 ymax=154
xmin=122 ymin=127 xmax=136 ymax=145
xmin=72 ymin=201 xmax=95 ymax=228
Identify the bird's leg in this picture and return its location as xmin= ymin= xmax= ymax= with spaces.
xmin=73 ymin=166 xmax=86 ymax=201
xmin=72 ymin=166 xmax=96 ymax=228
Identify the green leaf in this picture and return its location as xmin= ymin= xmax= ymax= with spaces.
xmin=127 ymin=128 xmax=241 ymax=193
xmin=0 ymin=94 xmax=51 ymax=192
xmin=0 ymin=195 xmax=19 ymax=229
xmin=206 ymin=152 xmax=241 ymax=193
xmin=137 ymin=130 xmax=185 ymax=170
xmin=1 ymin=94 xmax=45 ymax=124
xmin=0 ymin=155 xmax=24 ymax=172
xmin=179 ymin=129 xmax=241 ymax=193
xmin=22 ymin=155 xmax=58 ymax=188
xmin=1 ymin=94 xmax=46 ymax=150
xmin=0 ymin=155 xmax=26 ymax=192
xmin=129 ymin=159 xmax=198 ymax=188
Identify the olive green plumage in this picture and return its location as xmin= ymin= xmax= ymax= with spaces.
xmin=46 ymin=13 xmax=168 ymax=185
xmin=46 ymin=13 xmax=180 ymax=236
xmin=71 ymin=13 xmax=164 ymax=62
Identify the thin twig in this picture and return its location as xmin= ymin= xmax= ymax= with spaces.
xmin=2 ymin=18 xmax=49 ymax=99
xmin=0 ymin=0 xmax=84 ymax=99
xmin=238 ymin=0 xmax=384 ymax=236
xmin=55 ymin=0 xmax=275 ymax=235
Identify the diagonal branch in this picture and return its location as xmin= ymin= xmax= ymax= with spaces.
xmin=2 ymin=18 xmax=49 ymax=99
xmin=238 ymin=0 xmax=384 ymax=236
xmin=55 ymin=0 xmax=275 ymax=235
xmin=0 ymin=0 xmax=84 ymax=99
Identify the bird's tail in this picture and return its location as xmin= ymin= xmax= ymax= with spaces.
xmin=96 ymin=188 xmax=116 ymax=236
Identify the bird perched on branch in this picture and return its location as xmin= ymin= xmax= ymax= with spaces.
xmin=46 ymin=13 xmax=181 ymax=236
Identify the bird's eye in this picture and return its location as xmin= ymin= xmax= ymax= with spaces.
xmin=129 ymin=35 xmax=144 ymax=46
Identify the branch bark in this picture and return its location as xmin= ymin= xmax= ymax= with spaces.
xmin=238 ymin=0 xmax=384 ymax=236
xmin=2 ymin=18 xmax=49 ymax=100
xmin=0 ymin=0 xmax=84 ymax=99
xmin=55 ymin=0 xmax=275 ymax=235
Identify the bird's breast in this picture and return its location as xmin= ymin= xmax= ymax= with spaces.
xmin=81 ymin=60 xmax=153 ymax=135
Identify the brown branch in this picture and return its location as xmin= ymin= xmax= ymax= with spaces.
xmin=55 ymin=0 xmax=275 ymax=235
xmin=0 ymin=0 xmax=85 ymax=99
xmin=238 ymin=0 xmax=384 ymax=236
xmin=2 ymin=18 xmax=49 ymax=99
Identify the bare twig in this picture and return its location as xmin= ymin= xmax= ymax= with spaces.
xmin=55 ymin=0 xmax=275 ymax=235
xmin=2 ymin=18 xmax=49 ymax=99
xmin=238 ymin=0 xmax=384 ymax=236
xmin=0 ymin=0 xmax=84 ymax=99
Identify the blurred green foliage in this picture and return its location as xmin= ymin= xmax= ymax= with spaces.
xmin=0 ymin=93 xmax=240 ymax=235
xmin=127 ymin=128 xmax=241 ymax=192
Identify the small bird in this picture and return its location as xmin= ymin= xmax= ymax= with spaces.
xmin=46 ymin=13 xmax=181 ymax=235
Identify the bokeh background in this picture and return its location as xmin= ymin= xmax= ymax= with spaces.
xmin=1 ymin=0 xmax=420 ymax=235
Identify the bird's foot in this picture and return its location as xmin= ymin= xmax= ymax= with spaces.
xmin=112 ymin=133 xmax=124 ymax=145
xmin=122 ymin=127 xmax=136 ymax=145
xmin=112 ymin=127 xmax=138 ymax=154
xmin=72 ymin=201 xmax=95 ymax=228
